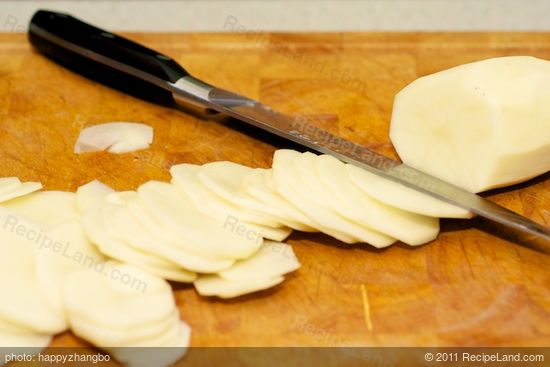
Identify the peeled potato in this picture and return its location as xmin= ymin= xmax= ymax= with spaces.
xmin=390 ymin=56 xmax=550 ymax=193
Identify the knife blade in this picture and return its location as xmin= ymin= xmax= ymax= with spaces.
xmin=28 ymin=10 xmax=550 ymax=250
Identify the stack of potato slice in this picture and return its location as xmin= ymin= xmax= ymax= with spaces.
xmin=0 ymin=149 xmax=470 ymax=366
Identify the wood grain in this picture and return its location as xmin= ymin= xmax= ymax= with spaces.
xmin=0 ymin=32 xmax=548 ymax=351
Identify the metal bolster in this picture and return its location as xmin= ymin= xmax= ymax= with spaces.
xmin=171 ymin=76 xmax=218 ymax=115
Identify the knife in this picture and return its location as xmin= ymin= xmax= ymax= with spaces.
xmin=28 ymin=10 xmax=550 ymax=251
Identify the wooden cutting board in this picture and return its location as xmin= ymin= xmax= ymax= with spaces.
xmin=0 ymin=32 xmax=549 ymax=350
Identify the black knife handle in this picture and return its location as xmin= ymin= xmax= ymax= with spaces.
xmin=28 ymin=10 xmax=189 ymax=105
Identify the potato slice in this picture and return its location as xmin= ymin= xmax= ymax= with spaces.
xmin=390 ymin=56 xmax=550 ymax=193
xmin=68 ymin=308 xmax=179 ymax=347
xmin=195 ymin=240 xmax=300 ymax=298
xmin=170 ymin=164 xmax=292 ymax=242
xmin=105 ymin=190 xmax=138 ymax=205
xmin=0 ymin=182 xmax=42 ymax=204
xmin=314 ymin=154 xmax=440 ymax=245
xmin=64 ymin=261 xmax=176 ymax=328
xmin=76 ymin=180 xmax=115 ymax=213
xmin=0 ymin=177 xmax=21 ymax=192
xmin=82 ymin=208 xmax=196 ymax=282
xmin=74 ymin=122 xmax=153 ymax=154
xmin=105 ymin=205 xmax=234 ymax=273
xmin=65 ymin=261 xmax=189 ymax=366
xmin=219 ymin=241 xmax=300 ymax=281
xmin=107 ymin=321 xmax=190 ymax=367
xmin=137 ymin=180 xmax=263 ymax=259
xmin=199 ymin=161 xmax=289 ymax=228
xmin=347 ymin=165 xmax=473 ymax=218
xmin=0 ymin=330 xmax=51 ymax=366
xmin=0 ymin=331 xmax=51 ymax=348
xmin=3 ymin=191 xmax=80 ymax=228
xmin=272 ymin=150 xmax=396 ymax=247
xmin=241 ymin=168 xmax=317 ymax=231
xmin=194 ymin=275 xmax=284 ymax=299
xmin=34 ymin=219 xmax=105 ymax=317
xmin=0 ymin=316 xmax=52 ymax=352
xmin=0 ymin=207 xmax=66 ymax=334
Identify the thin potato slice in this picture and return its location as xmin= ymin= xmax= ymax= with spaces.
xmin=272 ymin=150 xmax=395 ymax=247
xmin=241 ymin=168 xmax=317 ymax=231
xmin=314 ymin=154 xmax=440 ymax=245
xmin=64 ymin=261 xmax=176 ymax=328
xmin=3 ymin=191 xmax=80 ymax=228
xmin=194 ymin=275 xmax=285 ymax=299
xmin=0 ymin=208 xmax=66 ymax=334
xmin=199 ymin=161 xmax=288 ymax=228
xmin=106 ymin=205 xmax=234 ymax=273
xmin=347 ymin=164 xmax=473 ymax=218
xmin=0 ymin=182 xmax=42 ymax=204
xmin=171 ymin=164 xmax=292 ymax=242
xmin=35 ymin=219 xmax=105 ymax=318
xmin=74 ymin=122 xmax=153 ymax=154
xmin=219 ymin=241 xmax=300 ymax=281
xmin=76 ymin=180 xmax=115 ymax=213
xmin=137 ymin=180 xmax=263 ymax=259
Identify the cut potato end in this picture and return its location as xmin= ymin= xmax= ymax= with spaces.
xmin=74 ymin=122 xmax=153 ymax=154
